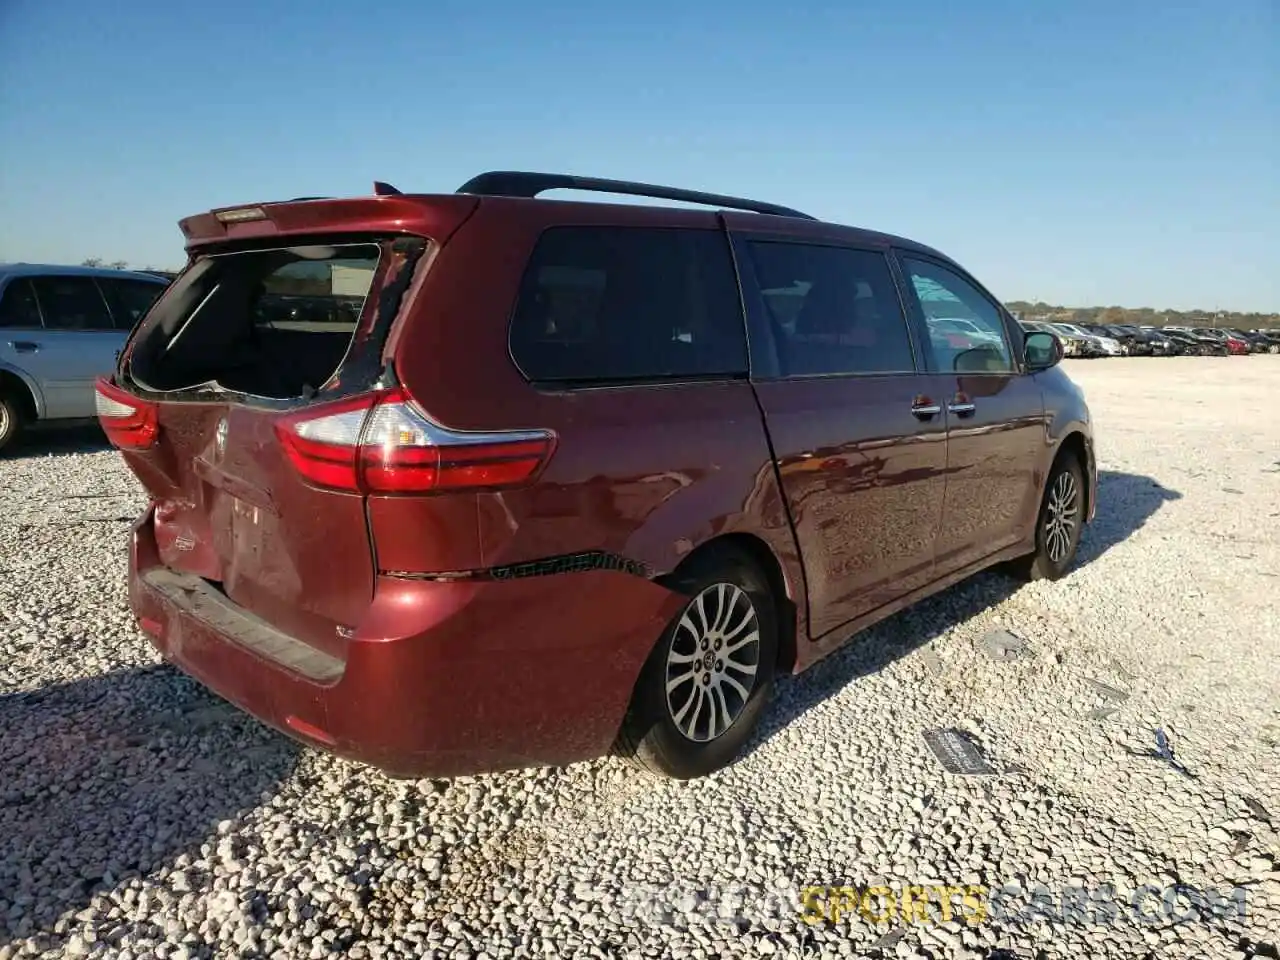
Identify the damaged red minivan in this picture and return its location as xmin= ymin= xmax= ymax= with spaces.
xmin=100 ymin=172 xmax=1096 ymax=779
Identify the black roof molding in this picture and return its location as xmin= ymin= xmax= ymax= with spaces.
xmin=455 ymin=171 xmax=815 ymax=220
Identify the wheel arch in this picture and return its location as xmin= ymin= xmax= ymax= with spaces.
xmin=0 ymin=365 xmax=42 ymax=422
xmin=1050 ymin=429 xmax=1093 ymax=521
xmin=655 ymin=532 xmax=799 ymax=675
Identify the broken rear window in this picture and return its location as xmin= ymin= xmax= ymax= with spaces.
xmin=127 ymin=244 xmax=381 ymax=399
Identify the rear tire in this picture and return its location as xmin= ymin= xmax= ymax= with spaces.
xmin=0 ymin=393 xmax=24 ymax=453
xmin=616 ymin=547 xmax=778 ymax=779
xmin=1011 ymin=453 xmax=1085 ymax=582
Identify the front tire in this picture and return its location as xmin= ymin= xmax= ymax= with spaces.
xmin=617 ymin=548 xmax=778 ymax=779
xmin=1011 ymin=454 xmax=1085 ymax=581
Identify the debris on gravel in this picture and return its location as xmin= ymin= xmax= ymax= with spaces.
xmin=978 ymin=628 xmax=1033 ymax=661
xmin=3 ymin=359 xmax=1279 ymax=959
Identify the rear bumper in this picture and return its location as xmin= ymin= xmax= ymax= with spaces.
xmin=128 ymin=507 xmax=682 ymax=777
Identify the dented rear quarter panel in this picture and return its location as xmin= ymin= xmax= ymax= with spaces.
xmin=382 ymin=199 xmax=810 ymax=639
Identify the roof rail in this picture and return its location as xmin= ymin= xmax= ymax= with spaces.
xmin=455 ymin=171 xmax=815 ymax=220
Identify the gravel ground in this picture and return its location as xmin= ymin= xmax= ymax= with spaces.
xmin=2 ymin=356 xmax=1278 ymax=960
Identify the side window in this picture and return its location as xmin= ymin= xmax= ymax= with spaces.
xmin=0 ymin=278 xmax=43 ymax=328
xmin=509 ymin=227 xmax=747 ymax=383
xmin=902 ymin=258 xmax=1014 ymax=373
xmin=746 ymin=242 xmax=915 ymax=377
xmin=99 ymin=278 xmax=167 ymax=330
xmin=28 ymin=276 xmax=115 ymax=331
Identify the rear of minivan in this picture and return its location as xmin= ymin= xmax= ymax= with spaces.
xmin=104 ymin=189 xmax=793 ymax=776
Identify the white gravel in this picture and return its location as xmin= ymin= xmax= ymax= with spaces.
xmin=2 ymin=356 xmax=1278 ymax=960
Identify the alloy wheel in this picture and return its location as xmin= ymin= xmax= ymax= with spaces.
xmin=1044 ymin=470 xmax=1079 ymax=563
xmin=664 ymin=583 xmax=761 ymax=742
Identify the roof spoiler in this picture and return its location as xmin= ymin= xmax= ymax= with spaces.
xmin=454 ymin=171 xmax=815 ymax=220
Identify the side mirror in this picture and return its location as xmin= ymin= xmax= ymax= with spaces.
xmin=1024 ymin=331 xmax=1063 ymax=371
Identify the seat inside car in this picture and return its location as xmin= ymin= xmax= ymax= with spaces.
xmin=787 ymin=276 xmax=879 ymax=374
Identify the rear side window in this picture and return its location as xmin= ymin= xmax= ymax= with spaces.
xmin=98 ymin=278 xmax=167 ymax=330
xmin=509 ymin=227 xmax=747 ymax=383
xmin=0 ymin=278 xmax=43 ymax=328
xmin=746 ymin=242 xmax=915 ymax=377
xmin=29 ymin=276 xmax=114 ymax=331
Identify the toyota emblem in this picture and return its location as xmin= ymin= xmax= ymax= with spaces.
xmin=214 ymin=417 xmax=228 ymax=459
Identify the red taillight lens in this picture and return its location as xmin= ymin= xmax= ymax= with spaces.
xmin=275 ymin=389 xmax=554 ymax=495
xmin=95 ymin=377 xmax=159 ymax=449
xmin=275 ymin=394 xmax=370 ymax=491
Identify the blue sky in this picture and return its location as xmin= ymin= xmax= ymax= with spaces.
xmin=1 ymin=0 xmax=1275 ymax=311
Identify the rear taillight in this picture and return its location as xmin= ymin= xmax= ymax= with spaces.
xmin=275 ymin=389 xmax=555 ymax=495
xmin=95 ymin=377 xmax=159 ymax=449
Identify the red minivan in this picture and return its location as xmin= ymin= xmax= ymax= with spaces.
xmin=99 ymin=172 xmax=1096 ymax=779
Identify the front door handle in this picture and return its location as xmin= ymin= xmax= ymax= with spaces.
xmin=911 ymin=399 xmax=942 ymax=419
xmin=8 ymin=340 xmax=40 ymax=353
xmin=948 ymin=401 xmax=976 ymax=417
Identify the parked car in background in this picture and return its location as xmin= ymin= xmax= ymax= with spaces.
xmin=0 ymin=264 xmax=169 ymax=451
xmin=1027 ymin=321 xmax=1090 ymax=357
xmin=1056 ymin=322 xmax=1122 ymax=357
xmin=1113 ymin=324 xmax=1181 ymax=356
xmin=1047 ymin=322 xmax=1111 ymax=357
xmin=1224 ymin=335 xmax=1251 ymax=356
xmin=925 ymin=316 xmax=1005 ymax=350
xmin=97 ymin=171 xmax=1096 ymax=780
xmin=1084 ymin=324 xmax=1151 ymax=356
xmin=1224 ymin=329 xmax=1273 ymax=353
xmin=1192 ymin=328 xmax=1250 ymax=355
xmin=1249 ymin=330 xmax=1280 ymax=353
xmin=1163 ymin=329 xmax=1227 ymax=355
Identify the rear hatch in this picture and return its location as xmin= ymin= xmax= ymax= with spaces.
xmin=100 ymin=195 xmax=477 ymax=658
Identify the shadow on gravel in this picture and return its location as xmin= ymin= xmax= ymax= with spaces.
xmin=1 ymin=423 xmax=113 ymax=458
xmin=749 ymin=469 xmax=1181 ymax=753
xmin=0 ymin=664 xmax=299 ymax=946
xmin=1075 ymin=469 xmax=1182 ymax=566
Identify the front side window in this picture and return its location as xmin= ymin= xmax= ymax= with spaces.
xmin=0 ymin=278 xmax=43 ymax=328
xmin=28 ymin=276 xmax=114 ymax=331
xmin=746 ymin=242 xmax=915 ymax=377
xmin=509 ymin=227 xmax=747 ymax=383
xmin=903 ymin=258 xmax=1015 ymax=373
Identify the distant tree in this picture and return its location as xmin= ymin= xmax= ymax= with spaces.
xmin=107 ymin=260 xmax=129 ymax=270
xmin=80 ymin=257 xmax=104 ymax=267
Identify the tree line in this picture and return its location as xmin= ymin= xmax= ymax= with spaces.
xmin=80 ymin=258 xmax=177 ymax=279
xmin=1006 ymin=301 xmax=1280 ymax=331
